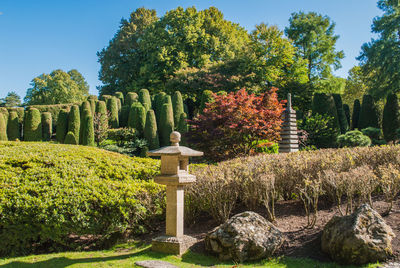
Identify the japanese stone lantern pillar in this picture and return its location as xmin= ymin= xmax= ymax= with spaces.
xmin=279 ymin=93 xmax=299 ymax=153
xmin=147 ymin=131 xmax=203 ymax=255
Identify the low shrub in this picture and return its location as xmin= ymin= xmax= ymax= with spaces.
xmin=337 ymin=130 xmax=371 ymax=147
xmin=0 ymin=142 xmax=162 ymax=257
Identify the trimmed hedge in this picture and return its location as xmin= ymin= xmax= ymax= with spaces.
xmin=107 ymin=97 xmax=119 ymax=128
xmin=0 ymin=142 xmax=162 ymax=256
xmin=23 ymin=108 xmax=42 ymax=141
xmin=0 ymin=113 xmax=7 ymax=141
xmin=144 ymin=109 xmax=159 ymax=150
xmin=7 ymin=111 xmax=19 ymax=141
xmin=56 ymin=109 xmax=69 ymax=143
xmin=126 ymin=92 xmax=138 ymax=107
xmin=172 ymin=91 xmax=184 ymax=127
xmin=159 ymin=102 xmax=174 ymax=147
xmin=81 ymin=115 xmax=95 ymax=146
xmin=359 ymin=94 xmax=380 ymax=129
xmin=138 ymin=89 xmax=151 ymax=111
xmin=351 ymin=99 xmax=361 ymax=130
xmin=68 ymin=105 xmax=80 ymax=144
xmin=29 ymin=103 xmax=75 ymax=126
xmin=383 ymin=93 xmax=400 ymax=142
xmin=41 ymin=112 xmax=52 ymax=141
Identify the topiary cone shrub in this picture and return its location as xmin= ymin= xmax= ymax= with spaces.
xmin=81 ymin=115 xmax=95 ymax=146
xmin=351 ymin=99 xmax=361 ymax=130
xmin=56 ymin=109 xmax=69 ymax=143
xmin=107 ymin=97 xmax=119 ymax=128
xmin=64 ymin=131 xmax=78 ymax=145
xmin=159 ymin=102 xmax=174 ymax=147
xmin=382 ymin=93 xmax=400 ymax=143
xmin=333 ymin=94 xmax=349 ymax=134
xmin=172 ymin=91 xmax=184 ymax=127
xmin=114 ymin=91 xmax=124 ymax=105
xmin=0 ymin=113 xmax=7 ymax=141
xmin=7 ymin=111 xmax=19 ymax=141
xmin=359 ymin=94 xmax=380 ymax=129
xmin=41 ymin=112 xmax=52 ymax=141
xmin=138 ymin=89 xmax=151 ymax=111
xmin=24 ymin=108 xmax=42 ymax=141
xmin=144 ymin=109 xmax=159 ymax=150
xmin=125 ymin=92 xmax=138 ymax=107
xmin=67 ymin=105 xmax=80 ymax=144
xmin=343 ymin=104 xmax=351 ymax=127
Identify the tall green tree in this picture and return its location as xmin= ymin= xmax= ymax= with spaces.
xmin=285 ymin=12 xmax=344 ymax=84
xmin=24 ymin=69 xmax=89 ymax=105
xmin=343 ymin=66 xmax=370 ymax=106
xmin=382 ymin=93 xmax=400 ymax=142
xmin=97 ymin=7 xmax=249 ymax=95
xmin=358 ymin=0 xmax=400 ymax=99
xmin=0 ymin=91 xmax=21 ymax=107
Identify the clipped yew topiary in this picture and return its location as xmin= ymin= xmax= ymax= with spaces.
xmin=68 ymin=105 xmax=80 ymax=144
xmin=200 ymin=90 xmax=214 ymax=113
xmin=343 ymin=104 xmax=351 ymax=127
xmin=56 ymin=109 xmax=69 ymax=143
xmin=81 ymin=115 xmax=95 ymax=146
xmin=0 ymin=113 xmax=7 ymax=141
xmin=177 ymin=112 xmax=188 ymax=145
xmin=64 ymin=131 xmax=78 ymax=145
xmin=101 ymin=94 xmax=112 ymax=102
xmin=172 ymin=91 xmax=184 ymax=127
xmin=119 ymin=105 xmax=130 ymax=128
xmin=138 ymin=89 xmax=151 ymax=110
xmin=80 ymin=101 xmax=92 ymax=119
xmin=312 ymin=93 xmax=340 ymax=130
xmin=107 ymin=97 xmax=119 ymax=128
xmin=383 ymin=93 xmax=400 ymax=143
xmin=359 ymin=94 xmax=380 ymax=129
xmin=95 ymin=100 xmax=107 ymax=115
xmin=41 ymin=112 xmax=52 ymax=141
xmin=159 ymin=102 xmax=174 ymax=147
xmin=7 ymin=111 xmax=19 ymax=141
xmin=24 ymin=108 xmax=42 ymax=141
xmin=333 ymin=94 xmax=349 ymax=134
xmin=126 ymin=92 xmax=138 ymax=107
xmin=88 ymin=99 xmax=96 ymax=116
xmin=352 ymin=99 xmax=361 ymax=130
xmin=144 ymin=109 xmax=159 ymax=150
xmin=114 ymin=91 xmax=124 ymax=105
xmin=116 ymin=98 xmax=122 ymax=113
xmin=128 ymin=103 xmax=146 ymax=137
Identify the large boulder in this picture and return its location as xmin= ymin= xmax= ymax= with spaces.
xmin=205 ymin=211 xmax=284 ymax=262
xmin=322 ymin=204 xmax=395 ymax=265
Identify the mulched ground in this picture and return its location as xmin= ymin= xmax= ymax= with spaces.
xmin=160 ymin=196 xmax=400 ymax=264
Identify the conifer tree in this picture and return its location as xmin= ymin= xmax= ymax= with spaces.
xmin=172 ymin=91 xmax=184 ymax=127
xmin=56 ymin=109 xmax=69 ymax=143
xmin=7 ymin=111 xmax=19 ymax=141
xmin=358 ymin=94 xmax=380 ymax=129
xmin=144 ymin=109 xmax=159 ymax=150
xmin=24 ymin=108 xmax=42 ymax=141
xmin=351 ymin=99 xmax=361 ymax=130
xmin=333 ymin=94 xmax=349 ymax=134
xmin=107 ymin=97 xmax=119 ymax=128
xmin=159 ymin=102 xmax=174 ymax=146
xmin=139 ymin=89 xmax=151 ymax=110
xmin=177 ymin=112 xmax=188 ymax=145
xmin=343 ymin=104 xmax=351 ymax=127
xmin=67 ymin=105 xmax=80 ymax=144
xmin=41 ymin=112 xmax=52 ymax=141
xmin=81 ymin=115 xmax=95 ymax=146
xmin=0 ymin=112 xmax=7 ymax=141
xmin=126 ymin=92 xmax=138 ymax=107
xmin=383 ymin=93 xmax=400 ymax=142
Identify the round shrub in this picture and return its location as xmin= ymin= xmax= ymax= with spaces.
xmin=64 ymin=131 xmax=78 ymax=145
xmin=56 ymin=109 xmax=69 ymax=143
xmin=7 ymin=111 xmax=19 ymax=141
xmin=68 ymin=105 xmax=80 ymax=144
xmin=126 ymin=92 xmax=138 ymax=107
xmin=0 ymin=113 xmax=7 ymax=141
xmin=24 ymin=108 xmax=42 ymax=141
xmin=0 ymin=142 xmax=162 ymax=256
xmin=337 ymin=130 xmax=371 ymax=147
xmin=41 ymin=112 xmax=52 ymax=141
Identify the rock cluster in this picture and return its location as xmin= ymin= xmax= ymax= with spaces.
xmin=205 ymin=211 xmax=284 ymax=262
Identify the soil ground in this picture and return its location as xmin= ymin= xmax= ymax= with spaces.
xmin=145 ymin=196 xmax=400 ymax=264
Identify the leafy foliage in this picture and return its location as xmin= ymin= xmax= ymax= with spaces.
xmin=298 ymin=114 xmax=338 ymax=148
xmin=41 ymin=112 xmax=52 ymax=141
xmin=383 ymin=93 xmax=400 ymax=142
xmin=23 ymin=108 xmax=42 ymax=141
xmin=337 ymin=130 xmax=371 ymax=147
xmin=187 ymin=88 xmax=284 ymax=161
xmin=358 ymin=94 xmax=381 ymax=129
xmin=0 ymin=91 xmax=21 ymax=107
xmin=24 ymin=69 xmax=89 ymax=105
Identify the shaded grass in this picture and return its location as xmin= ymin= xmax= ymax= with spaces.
xmin=0 ymin=242 xmax=380 ymax=268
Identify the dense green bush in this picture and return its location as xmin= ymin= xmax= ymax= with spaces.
xmin=159 ymin=102 xmax=174 ymax=147
xmin=106 ymin=128 xmax=136 ymax=146
xmin=119 ymin=105 xmax=130 ymax=128
xmin=114 ymin=91 xmax=124 ymax=105
xmin=0 ymin=113 xmax=7 ymax=141
xmin=383 ymin=93 xmax=400 ymax=143
xmin=144 ymin=110 xmax=159 ymax=150
xmin=56 ymin=109 xmax=69 ymax=143
xmin=172 ymin=91 xmax=184 ymax=127
xmin=177 ymin=112 xmax=188 ymax=145
xmin=107 ymin=97 xmax=119 ymax=128
xmin=138 ymin=89 xmax=151 ymax=111
xmin=64 ymin=131 xmax=78 ymax=145
xmin=332 ymin=94 xmax=349 ymax=134
xmin=41 ymin=112 xmax=53 ymax=141
xmin=351 ymin=99 xmax=361 ymax=130
xmin=311 ymin=93 xmax=340 ymax=132
xmin=68 ymin=105 xmax=80 ymax=144
xmin=23 ymin=108 xmax=42 ymax=141
xmin=6 ymin=111 xmax=19 ymax=141
xmin=343 ymin=104 xmax=351 ymax=127
xmin=29 ymin=103 xmax=75 ymax=127
xmin=299 ymin=114 xmax=338 ymax=148
xmin=0 ymin=142 xmax=162 ymax=256
xmin=81 ymin=115 xmax=95 ymax=146
xmin=199 ymin=90 xmax=214 ymax=113
xmin=125 ymin=92 xmax=138 ymax=107
xmin=361 ymin=127 xmax=385 ymax=145
xmin=337 ymin=130 xmax=371 ymax=147
xmin=359 ymin=94 xmax=380 ymax=129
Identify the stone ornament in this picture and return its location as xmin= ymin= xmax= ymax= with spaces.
xmin=147 ymin=131 xmax=203 ymax=255
xmin=279 ymin=93 xmax=299 ymax=153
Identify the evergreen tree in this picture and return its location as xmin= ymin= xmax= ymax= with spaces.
xmin=333 ymin=94 xmax=349 ymax=134
xmin=119 ymin=105 xmax=130 ymax=128
xmin=358 ymin=94 xmax=380 ymax=129
xmin=24 ymin=108 xmax=42 ymax=141
xmin=114 ymin=91 xmax=124 ymax=105
xmin=199 ymin=90 xmax=214 ymax=113
xmin=177 ymin=112 xmax=188 ymax=145
xmin=68 ymin=105 xmax=80 ymax=144
xmin=144 ymin=109 xmax=159 ymax=150
xmin=343 ymin=104 xmax=351 ymax=127
xmin=159 ymin=102 xmax=174 ymax=146
xmin=351 ymin=99 xmax=361 ymax=130
xmin=154 ymin=92 xmax=166 ymax=128
xmin=7 ymin=111 xmax=19 ymax=140
xmin=81 ymin=115 xmax=95 ymax=146
xmin=383 ymin=93 xmax=400 ymax=142
xmin=0 ymin=112 xmax=7 ymax=141
xmin=107 ymin=97 xmax=119 ymax=128
xmin=88 ymin=99 xmax=96 ymax=116
xmin=172 ymin=91 xmax=184 ymax=127
xmin=80 ymin=101 xmax=92 ymax=118
xmin=41 ymin=112 xmax=52 ymax=141
xmin=56 ymin=109 xmax=69 ymax=143
xmin=64 ymin=131 xmax=78 ymax=145
xmin=312 ymin=93 xmax=340 ymax=130
xmin=138 ymin=89 xmax=151 ymax=110
xmin=128 ymin=103 xmax=146 ymax=137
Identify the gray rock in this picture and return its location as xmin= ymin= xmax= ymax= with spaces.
xmin=322 ymin=204 xmax=395 ymax=265
xmin=135 ymin=260 xmax=178 ymax=268
xmin=205 ymin=211 xmax=284 ymax=262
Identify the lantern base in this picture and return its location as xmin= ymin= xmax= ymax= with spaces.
xmin=152 ymin=235 xmax=197 ymax=255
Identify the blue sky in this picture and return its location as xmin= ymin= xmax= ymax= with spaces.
xmin=0 ymin=0 xmax=380 ymax=99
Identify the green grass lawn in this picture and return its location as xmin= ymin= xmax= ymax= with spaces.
xmin=0 ymin=242 xmax=380 ymax=268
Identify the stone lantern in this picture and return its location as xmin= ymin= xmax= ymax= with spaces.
xmin=279 ymin=93 xmax=299 ymax=153
xmin=147 ymin=131 xmax=203 ymax=255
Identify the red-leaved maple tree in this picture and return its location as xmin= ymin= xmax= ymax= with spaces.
xmin=187 ymin=88 xmax=285 ymax=161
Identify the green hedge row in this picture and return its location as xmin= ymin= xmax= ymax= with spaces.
xmin=0 ymin=142 xmax=162 ymax=257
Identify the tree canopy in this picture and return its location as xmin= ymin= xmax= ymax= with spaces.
xmin=358 ymin=0 xmax=400 ymax=99
xmin=0 ymin=91 xmax=21 ymax=107
xmin=24 ymin=69 xmax=89 ymax=105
